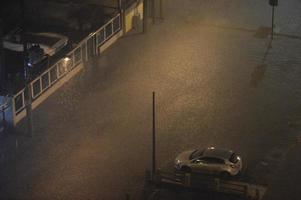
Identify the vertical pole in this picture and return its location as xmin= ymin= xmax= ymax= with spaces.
xmin=118 ymin=0 xmax=122 ymax=10
xmin=24 ymin=50 xmax=33 ymax=137
xmin=271 ymin=5 xmax=275 ymax=40
xmin=143 ymin=0 xmax=148 ymax=33
xmin=21 ymin=0 xmax=33 ymax=137
xmin=152 ymin=91 xmax=156 ymax=180
xmin=118 ymin=0 xmax=124 ymax=34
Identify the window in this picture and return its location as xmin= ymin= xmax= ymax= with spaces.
xmin=41 ymin=73 xmax=50 ymax=90
xmin=190 ymin=149 xmax=205 ymax=160
xmin=32 ymin=79 xmax=41 ymax=98
xmin=113 ymin=16 xmax=120 ymax=32
xmin=14 ymin=93 xmax=24 ymax=113
xmin=105 ymin=23 xmax=113 ymax=38
xmin=97 ymin=29 xmax=105 ymax=45
xmin=50 ymin=66 xmax=58 ymax=83
xmin=201 ymin=157 xmax=225 ymax=164
xmin=74 ymin=48 xmax=82 ymax=64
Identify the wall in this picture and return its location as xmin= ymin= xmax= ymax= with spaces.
xmin=124 ymin=1 xmax=144 ymax=33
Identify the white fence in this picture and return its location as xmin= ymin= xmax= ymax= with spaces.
xmin=11 ymin=13 xmax=122 ymax=125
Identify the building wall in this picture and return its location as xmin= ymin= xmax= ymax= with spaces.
xmin=124 ymin=1 xmax=144 ymax=33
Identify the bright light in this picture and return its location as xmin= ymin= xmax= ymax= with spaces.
xmin=64 ymin=57 xmax=71 ymax=62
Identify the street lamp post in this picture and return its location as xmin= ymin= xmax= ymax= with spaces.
xmin=152 ymin=91 xmax=156 ymax=180
xmin=271 ymin=5 xmax=275 ymax=39
xmin=21 ymin=0 xmax=33 ymax=137
xmin=269 ymin=0 xmax=278 ymax=40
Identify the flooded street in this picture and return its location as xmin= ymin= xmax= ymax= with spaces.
xmin=1 ymin=0 xmax=301 ymax=199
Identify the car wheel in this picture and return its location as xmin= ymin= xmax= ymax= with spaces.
xmin=181 ymin=166 xmax=191 ymax=173
xmin=220 ymin=171 xmax=230 ymax=179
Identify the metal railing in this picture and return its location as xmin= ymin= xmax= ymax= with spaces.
xmin=12 ymin=13 xmax=121 ymax=118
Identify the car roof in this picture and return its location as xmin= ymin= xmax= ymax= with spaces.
xmin=202 ymin=147 xmax=233 ymax=160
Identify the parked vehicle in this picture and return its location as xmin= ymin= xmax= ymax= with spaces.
xmin=2 ymin=28 xmax=69 ymax=65
xmin=174 ymin=147 xmax=243 ymax=177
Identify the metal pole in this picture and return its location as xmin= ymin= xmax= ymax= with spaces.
xmin=271 ymin=5 xmax=275 ymax=40
xmin=152 ymin=91 xmax=156 ymax=180
xmin=21 ymin=0 xmax=33 ymax=137
xmin=118 ymin=0 xmax=126 ymax=35
xmin=118 ymin=0 xmax=122 ymax=10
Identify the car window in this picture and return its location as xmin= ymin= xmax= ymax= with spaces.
xmin=189 ymin=149 xmax=204 ymax=160
xmin=201 ymin=157 xmax=225 ymax=164
xmin=192 ymin=159 xmax=201 ymax=164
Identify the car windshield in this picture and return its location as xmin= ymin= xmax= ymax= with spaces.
xmin=229 ymin=153 xmax=238 ymax=163
xmin=189 ymin=149 xmax=204 ymax=160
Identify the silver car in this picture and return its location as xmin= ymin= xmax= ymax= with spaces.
xmin=174 ymin=147 xmax=242 ymax=177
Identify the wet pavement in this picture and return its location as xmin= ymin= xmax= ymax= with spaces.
xmin=1 ymin=0 xmax=301 ymax=199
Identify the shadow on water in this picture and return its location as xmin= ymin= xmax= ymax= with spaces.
xmin=250 ymin=39 xmax=272 ymax=88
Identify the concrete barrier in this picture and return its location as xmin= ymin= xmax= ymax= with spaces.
xmin=155 ymin=170 xmax=267 ymax=200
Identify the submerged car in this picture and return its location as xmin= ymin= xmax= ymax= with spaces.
xmin=174 ymin=147 xmax=242 ymax=177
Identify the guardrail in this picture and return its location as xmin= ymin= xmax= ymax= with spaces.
xmin=155 ymin=169 xmax=266 ymax=200
xmin=11 ymin=13 xmax=121 ymax=124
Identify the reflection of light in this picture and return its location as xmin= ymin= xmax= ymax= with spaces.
xmin=64 ymin=57 xmax=71 ymax=62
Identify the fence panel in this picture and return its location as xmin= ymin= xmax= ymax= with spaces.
xmin=32 ymin=78 xmax=42 ymax=99
xmin=41 ymin=72 xmax=50 ymax=91
xmin=14 ymin=90 xmax=25 ymax=114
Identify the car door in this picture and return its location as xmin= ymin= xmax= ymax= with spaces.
xmin=190 ymin=158 xmax=211 ymax=173
xmin=196 ymin=157 xmax=225 ymax=174
xmin=205 ymin=157 xmax=225 ymax=174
